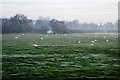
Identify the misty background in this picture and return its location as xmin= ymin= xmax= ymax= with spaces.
xmin=1 ymin=14 xmax=118 ymax=33
xmin=0 ymin=0 xmax=118 ymax=33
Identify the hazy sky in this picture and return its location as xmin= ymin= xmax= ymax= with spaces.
xmin=0 ymin=0 xmax=119 ymax=23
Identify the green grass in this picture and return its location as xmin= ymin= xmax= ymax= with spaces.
xmin=2 ymin=33 xmax=120 ymax=79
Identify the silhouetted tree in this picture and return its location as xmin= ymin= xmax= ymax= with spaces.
xmin=34 ymin=18 xmax=50 ymax=33
xmin=2 ymin=14 xmax=33 ymax=33
xmin=50 ymin=19 xmax=68 ymax=34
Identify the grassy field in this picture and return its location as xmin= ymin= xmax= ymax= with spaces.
xmin=2 ymin=33 xmax=120 ymax=79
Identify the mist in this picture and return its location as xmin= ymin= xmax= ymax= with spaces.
xmin=1 ymin=14 xmax=118 ymax=34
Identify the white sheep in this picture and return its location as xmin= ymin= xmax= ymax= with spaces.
xmin=32 ymin=43 xmax=39 ymax=48
xmin=78 ymin=40 xmax=81 ymax=44
xmin=41 ymin=38 xmax=44 ymax=40
xmin=103 ymin=36 xmax=106 ymax=38
xmin=14 ymin=37 xmax=18 ymax=39
xmin=106 ymin=39 xmax=109 ymax=42
xmin=91 ymin=44 xmax=94 ymax=46
xmin=94 ymin=39 xmax=97 ymax=42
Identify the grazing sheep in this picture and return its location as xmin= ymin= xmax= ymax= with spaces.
xmin=103 ymin=36 xmax=106 ymax=38
xmin=41 ymin=38 xmax=44 ymax=40
xmin=32 ymin=43 xmax=39 ymax=48
xmin=94 ymin=39 xmax=97 ymax=42
xmin=91 ymin=44 xmax=94 ymax=46
xmin=78 ymin=40 xmax=81 ymax=44
xmin=14 ymin=37 xmax=18 ymax=39
xmin=106 ymin=40 xmax=109 ymax=42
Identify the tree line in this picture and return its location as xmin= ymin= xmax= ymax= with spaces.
xmin=1 ymin=14 xmax=118 ymax=34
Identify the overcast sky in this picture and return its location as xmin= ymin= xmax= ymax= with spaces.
xmin=0 ymin=0 xmax=119 ymax=23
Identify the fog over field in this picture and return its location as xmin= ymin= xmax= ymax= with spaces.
xmin=0 ymin=0 xmax=118 ymax=34
xmin=1 ymin=13 xmax=118 ymax=34
xmin=0 ymin=0 xmax=118 ymax=23
xmin=0 ymin=0 xmax=119 ymax=80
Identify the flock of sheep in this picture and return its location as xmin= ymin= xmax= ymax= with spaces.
xmin=13 ymin=33 xmax=117 ymax=48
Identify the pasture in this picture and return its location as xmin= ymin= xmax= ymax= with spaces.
xmin=2 ymin=33 xmax=120 ymax=79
